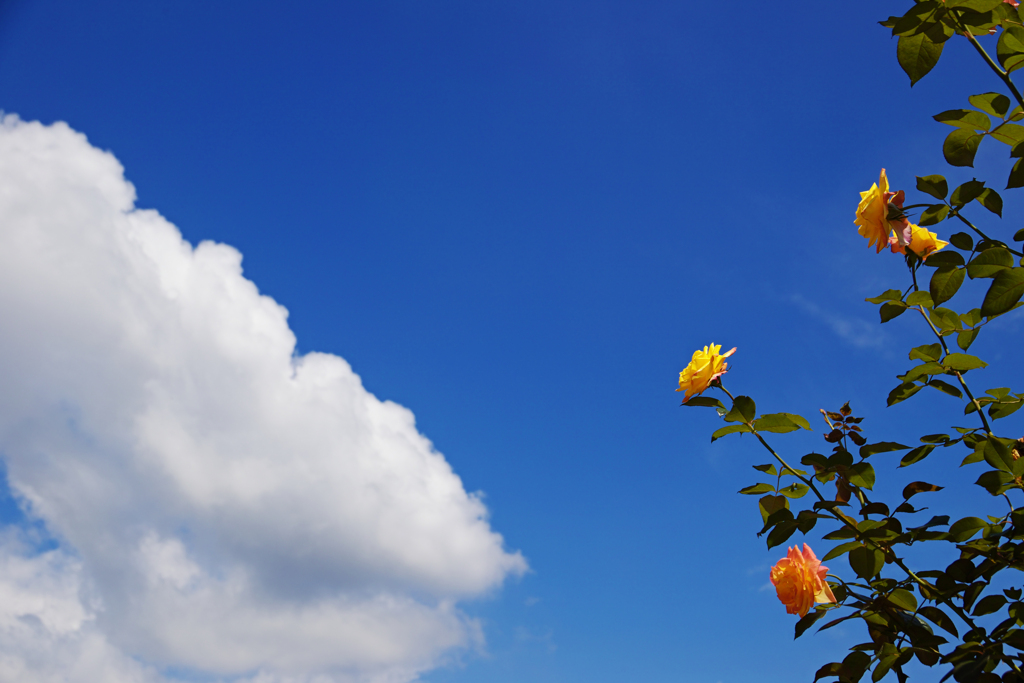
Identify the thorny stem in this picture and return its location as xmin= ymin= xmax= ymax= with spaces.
xmin=909 ymin=265 xmax=994 ymax=436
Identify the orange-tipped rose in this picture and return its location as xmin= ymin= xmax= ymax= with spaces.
xmin=888 ymin=224 xmax=948 ymax=261
xmin=676 ymin=343 xmax=735 ymax=402
xmin=770 ymin=543 xmax=836 ymax=617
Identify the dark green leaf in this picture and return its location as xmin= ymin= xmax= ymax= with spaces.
xmin=977 ymin=188 xmax=1003 ymax=216
xmin=916 ymin=174 xmax=949 ymax=199
xmin=888 ymin=588 xmax=918 ymax=611
xmin=922 ymin=250 xmax=965 ymax=267
xmin=681 ymin=396 xmax=725 ymax=408
xmin=951 ymin=179 xmax=988 ymax=205
xmin=949 ymin=516 xmax=987 ymax=541
xmin=880 ymin=301 xmax=907 ymax=322
xmin=758 ymin=494 xmax=788 ymax=523
xmin=903 ymin=481 xmax=944 ymax=499
xmin=957 ymin=327 xmax=981 ymax=350
xmin=909 ymin=343 xmax=943 ymax=361
xmin=999 ymin=25 xmax=1024 ymax=73
xmin=1015 ymin=228 xmax=1024 ymax=241
xmin=943 ymin=353 xmax=988 ymax=371
xmin=918 ymin=203 xmax=949 ymax=226
xmin=849 ymin=546 xmax=884 ymax=580
xmin=888 ymin=382 xmax=924 ymax=406
xmin=989 ymin=122 xmax=1024 ymax=146
xmin=943 ymin=127 xmax=984 ymax=167
xmin=968 ymin=247 xmax=1013 ymax=278
xmin=822 ymin=541 xmax=862 ymax=562
xmin=981 ymin=436 xmax=1013 ymax=472
xmin=795 ymin=609 xmax=827 ymax=639
xmin=928 ymin=379 xmax=963 ymax=398
xmin=899 ymin=32 xmax=945 ymax=85
xmin=920 ymin=606 xmax=959 ymax=637
xmin=947 ymin=0 xmax=1004 ymax=9
xmin=950 ymin=231 xmax=974 ymax=250
xmin=860 ymin=442 xmax=910 ymax=457
xmin=865 ymin=289 xmax=903 ymax=304
xmin=1008 ymin=157 xmax=1024 ymax=189
xmin=976 ymin=469 xmax=1015 ymax=495
xmin=930 ymin=266 xmax=965 ymax=305
xmin=906 ymin=290 xmax=934 ymax=307
xmin=990 ymin=398 xmax=1024 ymax=419
xmin=738 ymin=483 xmax=775 ymax=495
xmin=981 ymin=267 xmax=1024 ymax=316
xmin=901 ymin=445 xmax=937 ymax=467
xmin=766 ymin=520 xmax=799 ymax=549
xmin=724 ymin=395 xmax=755 ymax=423
xmin=711 ymin=424 xmax=750 ymax=442
xmin=969 ymin=92 xmax=1011 ymax=118
xmin=973 ymin=594 xmax=1007 ymax=617
xmin=847 ymin=462 xmax=876 ymax=490
xmin=935 ymin=110 xmax=992 ymax=131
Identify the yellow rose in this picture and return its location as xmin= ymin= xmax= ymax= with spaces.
xmin=676 ymin=344 xmax=735 ymax=402
xmin=888 ymin=224 xmax=948 ymax=261
xmin=855 ymin=169 xmax=911 ymax=253
xmin=770 ymin=543 xmax=836 ymax=618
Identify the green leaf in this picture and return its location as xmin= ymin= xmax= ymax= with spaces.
xmin=930 ymin=266 xmax=965 ymax=305
xmin=888 ymin=588 xmax=918 ymax=611
xmin=973 ymin=594 xmax=1007 ymax=617
xmin=968 ymin=247 xmax=1013 ymax=278
xmin=922 ymin=250 xmax=965 ymax=267
xmin=949 ymin=516 xmax=987 ymax=541
xmin=681 ymin=396 xmax=725 ymax=408
xmin=778 ymin=482 xmax=810 ymax=499
xmin=990 ymin=398 xmax=1024 ymax=419
xmin=919 ymin=606 xmax=959 ymax=637
xmin=880 ymin=301 xmax=907 ymax=322
xmin=860 ymin=442 xmax=911 ymax=457
xmin=951 ymin=179 xmax=988 ymax=205
xmin=753 ymin=463 xmax=778 ymax=475
xmin=822 ymin=541 xmax=862 ymax=562
xmin=754 ymin=413 xmax=810 ymax=433
xmin=849 ymin=546 xmax=884 ymax=580
xmin=999 ymin=25 xmax=1024 ymax=73
xmin=866 ymin=289 xmax=903 ymax=304
xmin=943 ymin=127 xmax=984 ymax=167
xmin=989 ymin=122 xmax=1024 ymax=146
xmin=903 ymin=481 xmax=944 ymax=499
xmin=950 ymin=231 xmax=974 ymax=250
xmin=969 ymin=92 xmax=1011 ymax=118
xmin=961 ymin=308 xmax=983 ymax=327
xmin=711 ymin=423 xmax=751 ymax=442
xmin=977 ymin=188 xmax=1003 ymax=216
xmin=888 ymin=382 xmax=924 ymax=406
xmin=794 ymin=609 xmax=827 ymax=640
xmin=723 ymin=395 xmax=755 ymax=423
xmin=981 ymin=436 xmax=1013 ymax=472
xmin=899 ymin=32 xmax=945 ymax=85
xmin=957 ymin=327 xmax=980 ymax=350
xmin=929 ymin=306 xmax=962 ymax=332
xmin=909 ymin=343 xmax=943 ymax=361
xmin=916 ymin=174 xmax=949 ymax=199
xmin=1008 ymin=158 xmax=1024 ymax=189
xmin=766 ymin=520 xmax=799 ymax=549
xmin=928 ymin=379 xmax=963 ymax=398
xmin=900 ymin=444 xmax=937 ymax=467
xmin=1015 ymin=228 xmax=1024 ymax=241
xmin=890 ymin=2 xmax=940 ymax=35
xmin=981 ymin=267 xmax=1024 ymax=316
xmin=976 ymin=469 xmax=1015 ymax=495
xmin=738 ymin=483 xmax=775 ymax=495
xmin=906 ymin=290 xmax=934 ymax=307
xmin=847 ymin=462 xmax=876 ymax=490
xmin=918 ymin=203 xmax=949 ymax=226
xmin=758 ymin=494 xmax=788 ymax=523
xmin=934 ymin=109 xmax=992 ymax=131
xmin=942 ymin=353 xmax=988 ymax=371
xmin=947 ymin=0 xmax=1004 ymax=9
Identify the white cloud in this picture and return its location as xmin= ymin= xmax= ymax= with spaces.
xmin=0 ymin=116 xmax=526 ymax=682
xmin=790 ymin=294 xmax=887 ymax=350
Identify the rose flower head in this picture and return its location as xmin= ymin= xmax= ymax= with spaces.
xmin=889 ymin=224 xmax=948 ymax=261
xmin=855 ymin=169 xmax=911 ymax=252
xmin=770 ymin=543 xmax=836 ymax=617
xmin=677 ymin=344 xmax=735 ymax=402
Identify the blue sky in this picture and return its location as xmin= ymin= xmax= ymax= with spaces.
xmin=1 ymin=1 xmax=1023 ymax=682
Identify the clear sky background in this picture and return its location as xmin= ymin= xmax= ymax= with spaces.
xmin=0 ymin=1 xmax=1023 ymax=682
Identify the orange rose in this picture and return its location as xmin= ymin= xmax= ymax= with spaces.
xmin=770 ymin=543 xmax=836 ymax=617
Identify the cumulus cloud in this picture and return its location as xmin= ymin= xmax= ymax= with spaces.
xmin=0 ymin=116 xmax=526 ymax=682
